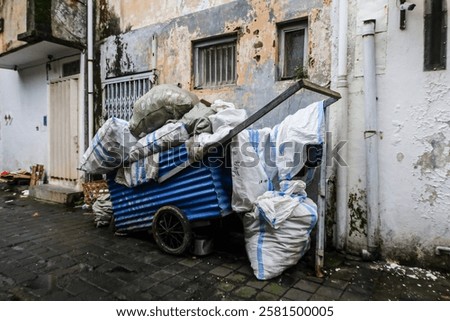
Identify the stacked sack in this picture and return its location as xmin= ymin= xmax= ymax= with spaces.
xmin=80 ymin=84 xmax=247 ymax=187
xmin=80 ymin=84 xmax=201 ymax=177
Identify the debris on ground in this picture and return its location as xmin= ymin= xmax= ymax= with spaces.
xmin=382 ymin=261 xmax=445 ymax=281
xmin=0 ymin=169 xmax=31 ymax=185
xmin=92 ymin=193 xmax=113 ymax=228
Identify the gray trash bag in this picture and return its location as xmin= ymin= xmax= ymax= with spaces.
xmin=169 ymin=102 xmax=216 ymax=135
xmin=93 ymin=193 xmax=113 ymax=228
xmin=129 ymin=84 xmax=199 ymax=138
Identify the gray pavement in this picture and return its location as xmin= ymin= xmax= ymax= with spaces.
xmin=1 ymin=183 xmax=449 ymax=301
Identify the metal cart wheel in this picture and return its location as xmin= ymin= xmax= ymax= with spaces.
xmin=152 ymin=205 xmax=192 ymax=255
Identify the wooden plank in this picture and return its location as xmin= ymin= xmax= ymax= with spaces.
xmin=30 ymin=164 xmax=44 ymax=186
xmin=14 ymin=174 xmax=31 ymax=179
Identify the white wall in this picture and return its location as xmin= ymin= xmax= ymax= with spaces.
xmin=339 ymin=0 xmax=450 ymax=265
xmin=0 ymin=66 xmax=49 ymax=172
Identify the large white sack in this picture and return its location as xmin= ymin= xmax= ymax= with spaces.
xmin=128 ymin=122 xmax=189 ymax=163
xmin=80 ymin=117 xmax=137 ymax=174
xmin=129 ymin=84 xmax=199 ymax=138
xmin=244 ymin=180 xmax=318 ymax=280
xmin=209 ymin=107 xmax=246 ymax=133
xmin=273 ymin=100 xmax=325 ymax=180
xmin=231 ymin=128 xmax=273 ymax=213
xmin=231 ymin=101 xmax=325 ymax=211
xmin=210 ymin=99 xmax=236 ymax=112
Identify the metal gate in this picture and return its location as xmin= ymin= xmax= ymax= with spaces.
xmin=103 ymin=72 xmax=154 ymax=121
xmin=49 ymin=77 xmax=79 ymax=184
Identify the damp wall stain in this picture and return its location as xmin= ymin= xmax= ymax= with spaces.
xmin=98 ymin=0 xmax=121 ymax=39
xmin=415 ymin=132 xmax=450 ymax=175
xmin=347 ymin=188 xmax=368 ymax=237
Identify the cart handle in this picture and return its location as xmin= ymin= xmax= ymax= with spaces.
xmin=158 ymin=79 xmax=341 ymax=183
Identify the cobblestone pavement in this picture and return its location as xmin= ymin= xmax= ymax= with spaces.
xmin=1 ymin=184 xmax=450 ymax=301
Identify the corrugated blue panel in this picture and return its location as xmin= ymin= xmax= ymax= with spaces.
xmin=108 ymin=145 xmax=232 ymax=233
xmin=158 ymin=145 xmax=189 ymax=177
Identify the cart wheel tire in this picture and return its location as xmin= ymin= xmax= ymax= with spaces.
xmin=152 ymin=206 xmax=192 ymax=255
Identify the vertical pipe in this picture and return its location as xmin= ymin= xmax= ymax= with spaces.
xmin=78 ymin=53 xmax=86 ymax=169
xmin=362 ymin=19 xmax=379 ymax=254
xmin=316 ymin=101 xmax=328 ymax=277
xmin=87 ymin=0 xmax=94 ymax=143
xmin=335 ymin=0 xmax=349 ymax=250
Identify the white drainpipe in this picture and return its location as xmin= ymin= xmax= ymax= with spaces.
xmin=335 ymin=0 xmax=349 ymax=250
xmin=87 ymin=0 xmax=94 ymax=143
xmin=362 ymin=20 xmax=380 ymax=255
xmin=79 ymin=53 xmax=86 ymax=164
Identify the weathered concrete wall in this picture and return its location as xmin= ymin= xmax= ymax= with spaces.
xmin=0 ymin=0 xmax=85 ymax=56
xmin=99 ymin=0 xmax=237 ymax=32
xmin=0 ymin=67 xmax=48 ymax=171
xmin=339 ymin=0 xmax=450 ymax=268
xmin=99 ymin=0 xmax=333 ymax=127
xmin=51 ymin=0 xmax=87 ymax=44
xmin=0 ymin=0 xmax=28 ymax=53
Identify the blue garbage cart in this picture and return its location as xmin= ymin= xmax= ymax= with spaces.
xmin=107 ymin=144 xmax=232 ymax=254
xmin=105 ymin=80 xmax=341 ymax=271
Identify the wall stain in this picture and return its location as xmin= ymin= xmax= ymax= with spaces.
xmin=415 ymin=132 xmax=450 ymax=174
xmin=348 ymin=189 xmax=368 ymax=237
xmin=421 ymin=185 xmax=438 ymax=206
xmin=98 ymin=0 xmax=121 ymax=39
xmin=326 ymin=175 xmax=337 ymax=245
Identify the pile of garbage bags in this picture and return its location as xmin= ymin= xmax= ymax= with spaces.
xmin=80 ymin=84 xmax=247 ymax=187
xmin=80 ymin=83 xmax=325 ymax=280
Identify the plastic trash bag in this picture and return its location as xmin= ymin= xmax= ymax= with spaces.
xmin=129 ymin=84 xmax=199 ymax=138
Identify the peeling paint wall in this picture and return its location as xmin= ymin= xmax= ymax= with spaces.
xmin=0 ymin=0 xmax=27 ymax=53
xmin=99 ymin=0 xmax=332 ymax=127
xmin=340 ymin=0 xmax=450 ymax=268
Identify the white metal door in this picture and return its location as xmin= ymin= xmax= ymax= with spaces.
xmin=49 ymin=77 xmax=79 ymax=184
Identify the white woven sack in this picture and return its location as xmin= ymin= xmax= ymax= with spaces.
xmin=80 ymin=118 xmax=137 ymax=174
xmin=244 ymin=180 xmax=318 ymax=280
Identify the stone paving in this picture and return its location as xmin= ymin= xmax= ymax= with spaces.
xmin=1 ymin=183 xmax=450 ymax=301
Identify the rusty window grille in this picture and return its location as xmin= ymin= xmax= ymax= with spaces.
xmin=102 ymin=73 xmax=154 ymax=121
xmin=193 ymin=34 xmax=237 ymax=89
xmin=424 ymin=0 xmax=447 ymax=71
xmin=278 ymin=19 xmax=308 ymax=80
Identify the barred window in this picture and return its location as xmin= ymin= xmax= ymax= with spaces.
xmin=424 ymin=0 xmax=447 ymax=71
xmin=193 ymin=35 xmax=237 ymax=89
xmin=278 ymin=20 xmax=308 ymax=80
xmin=103 ymin=73 xmax=153 ymax=121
